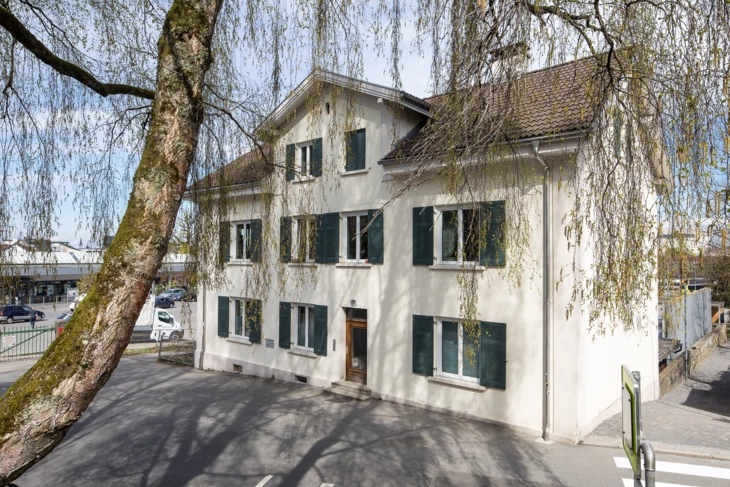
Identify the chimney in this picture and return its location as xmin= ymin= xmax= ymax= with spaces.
xmin=489 ymin=42 xmax=530 ymax=82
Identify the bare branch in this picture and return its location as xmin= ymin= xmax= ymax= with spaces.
xmin=0 ymin=5 xmax=155 ymax=99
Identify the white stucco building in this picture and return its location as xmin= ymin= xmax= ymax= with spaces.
xmin=191 ymin=55 xmax=667 ymax=443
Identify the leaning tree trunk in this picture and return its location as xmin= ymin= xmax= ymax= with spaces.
xmin=0 ymin=0 xmax=222 ymax=483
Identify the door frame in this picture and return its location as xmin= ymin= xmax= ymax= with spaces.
xmin=345 ymin=318 xmax=367 ymax=384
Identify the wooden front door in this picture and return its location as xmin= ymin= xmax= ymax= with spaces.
xmin=346 ymin=314 xmax=368 ymax=384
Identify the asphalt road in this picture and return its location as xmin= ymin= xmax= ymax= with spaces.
xmin=2 ymin=357 xmax=730 ymax=487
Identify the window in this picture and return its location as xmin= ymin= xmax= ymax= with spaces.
xmin=345 ymin=128 xmax=366 ymax=171
xmin=295 ymin=304 xmax=315 ymax=350
xmin=232 ymin=298 xmax=253 ymax=338
xmin=158 ymin=311 xmax=172 ymax=324
xmin=344 ymin=213 xmax=369 ymax=262
xmin=292 ymin=216 xmax=316 ymax=262
xmin=235 ymin=222 xmax=252 ymax=261
xmin=439 ymin=207 xmax=480 ymax=264
xmin=437 ymin=319 xmax=480 ymax=382
xmin=299 ymin=143 xmax=314 ymax=177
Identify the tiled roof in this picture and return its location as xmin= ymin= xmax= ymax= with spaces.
xmin=187 ymin=146 xmax=274 ymax=191
xmin=381 ymin=55 xmax=612 ymax=162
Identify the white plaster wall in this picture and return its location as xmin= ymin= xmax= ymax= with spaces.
xmin=196 ymin=87 xmax=659 ymax=441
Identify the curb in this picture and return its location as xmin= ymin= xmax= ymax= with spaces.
xmin=580 ymin=438 xmax=730 ymax=462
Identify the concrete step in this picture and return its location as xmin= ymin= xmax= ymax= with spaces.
xmin=324 ymin=381 xmax=372 ymax=401
xmin=331 ymin=380 xmax=370 ymax=393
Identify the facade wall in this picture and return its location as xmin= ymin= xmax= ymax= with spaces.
xmin=195 ymin=88 xmax=659 ymax=441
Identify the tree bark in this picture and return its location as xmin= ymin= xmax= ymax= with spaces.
xmin=0 ymin=0 xmax=222 ymax=483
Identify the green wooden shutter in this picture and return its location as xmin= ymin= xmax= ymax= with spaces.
xmin=412 ymin=314 xmax=434 ymax=376
xmin=219 ymin=222 xmax=230 ymax=264
xmin=247 ymin=299 xmax=262 ymax=343
xmin=367 ymin=209 xmax=384 ymax=264
xmin=217 ymin=296 xmax=229 ymax=338
xmin=313 ymin=304 xmax=328 ymax=356
xmin=480 ymin=201 xmax=506 ymax=267
xmin=250 ymin=219 xmax=262 ymax=263
xmin=345 ymin=131 xmax=356 ymax=171
xmin=355 ymin=129 xmax=366 ymax=170
xmin=315 ymin=212 xmax=339 ymax=263
xmin=280 ymin=216 xmax=292 ymax=263
xmin=279 ymin=302 xmax=291 ymax=349
xmin=312 ymin=138 xmax=323 ymax=177
xmin=480 ymin=321 xmax=507 ymax=389
xmin=412 ymin=206 xmax=434 ymax=265
xmin=285 ymin=143 xmax=295 ymax=181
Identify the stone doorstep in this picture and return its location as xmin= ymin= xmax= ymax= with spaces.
xmin=324 ymin=380 xmax=372 ymax=401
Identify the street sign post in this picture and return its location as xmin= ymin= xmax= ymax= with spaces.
xmin=622 ymin=365 xmax=655 ymax=487
xmin=622 ymin=365 xmax=641 ymax=483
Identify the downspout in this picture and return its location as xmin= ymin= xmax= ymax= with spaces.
xmin=199 ymin=286 xmax=206 ymax=370
xmin=533 ymin=140 xmax=553 ymax=441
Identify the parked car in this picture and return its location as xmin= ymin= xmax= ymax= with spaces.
xmin=154 ymin=296 xmax=175 ymax=308
xmin=167 ymin=290 xmax=187 ymax=301
xmin=182 ymin=290 xmax=197 ymax=302
xmin=69 ymin=293 xmax=87 ymax=311
xmin=23 ymin=306 xmax=45 ymax=321
xmin=55 ymin=311 xmax=73 ymax=334
xmin=160 ymin=288 xmax=185 ymax=298
xmin=0 ymin=305 xmax=30 ymax=324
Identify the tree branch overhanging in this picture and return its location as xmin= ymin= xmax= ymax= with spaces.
xmin=0 ymin=6 xmax=155 ymax=100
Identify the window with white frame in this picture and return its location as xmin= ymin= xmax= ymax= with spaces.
xmin=294 ymin=304 xmax=315 ymax=350
xmin=232 ymin=298 xmax=253 ymax=338
xmin=437 ymin=319 xmax=480 ymax=382
xmin=292 ymin=216 xmax=316 ymax=262
xmin=299 ymin=143 xmax=314 ymax=177
xmin=235 ymin=222 xmax=252 ymax=261
xmin=438 ymin=207 xmax=480 ymax=264
xmin=344 ymin=212 xmax=369 ymax=262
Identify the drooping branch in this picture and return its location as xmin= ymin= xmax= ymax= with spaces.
xmin=0 ymin=5 xmax=155 ymax=100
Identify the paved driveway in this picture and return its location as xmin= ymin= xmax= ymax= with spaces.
xmin=4 ymin=356 xmax=730 ymax=487
xmin=587 ymin=343 xmax=730 ymax=459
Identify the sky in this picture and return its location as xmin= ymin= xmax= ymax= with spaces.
xmin=53 ymin=13 xmax=434 ymax=244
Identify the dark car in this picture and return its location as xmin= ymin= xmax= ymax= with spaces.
xmin=23 ymin=306 xmax=45 ymax=321
xmin=182 ymin=290 xmax=197 ymax=302
xmin=0 ymin=305 xmax=30 ymax=324
xmin=168 ymin=290 xmax=186 ymax=301
xmin=155 ymin=296 xmax=175 ymax=309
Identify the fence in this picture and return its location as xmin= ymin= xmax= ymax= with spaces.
xmin=0 ymin=325 xmax=56 ymax=361
xmin=158 ymin=338 xmax=195 ymax=366
xmin=661 ymin=288 xmax=712 ymax=356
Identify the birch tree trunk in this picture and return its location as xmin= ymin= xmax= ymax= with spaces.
xmin=0 ymin=0 xmax=222 ymax=483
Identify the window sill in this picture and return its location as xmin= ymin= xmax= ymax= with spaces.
xmin=428 ymin=264 xmax=485 ymax=272
xmin=335 ymin=262 xmax=372 ymax=268
xmin=229 ymin=260 xmax=253 ymax=267
xmin=292 ymin=176 xmax=317 ymax=184
xmin=227 ymin=337 xmax=252 ymax=346
xmin=340 ymin=168 xmax=369 ymax=177
xmin=288 ymin=262 xmax=317 ymax=267
xmin=428 ymin=375 xmax=485 ymax=392
xmin=287 ymin=348 xmax=318 ymax=358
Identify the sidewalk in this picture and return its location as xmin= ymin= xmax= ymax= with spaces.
xmin=584 ymin=343 xmax=730 ymax=460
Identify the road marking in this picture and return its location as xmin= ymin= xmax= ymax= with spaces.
xmin=622 ymin=479 xmax=696 ymax=487
xmin=320 ymin=484 xmax=334 ymax=487
xmin=615 ymin=457 xmax=730 ymax=479
xmin=255 ymin=475 xmax=273 ymax=487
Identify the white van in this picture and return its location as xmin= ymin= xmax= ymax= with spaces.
xmin=69 ymin=293 xmax=86 ymax=311
xmin=134 ymin=297 xmax=185 ymax=341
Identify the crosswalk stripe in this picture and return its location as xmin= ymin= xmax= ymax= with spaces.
xmin=255 ymin=475 xmax=273 ymax=487
xmin=614 ymin=456 xmax=730 ymax=480
xmin=622 ymin=479 xmax=696 ymax=487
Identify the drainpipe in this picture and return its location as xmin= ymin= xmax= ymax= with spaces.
xmin=199 ymin=286 xmax=206 ymax=370
xmin=533 ymin=140 xmax=553 ymax=441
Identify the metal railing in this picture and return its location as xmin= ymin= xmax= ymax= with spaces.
xmin=0 ymin=325 xmax=56 ymax=361
xmin=158 ymin=338 xmax=195 ymax=366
